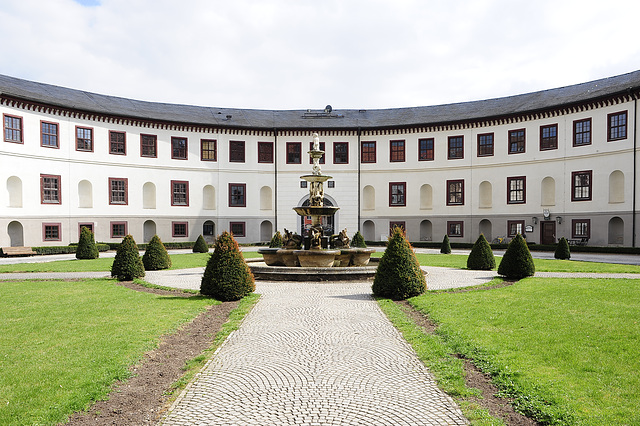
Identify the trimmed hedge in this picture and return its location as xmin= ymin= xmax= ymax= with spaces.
xmin=33 ymin=244 xmax=110 ymax=255
xmin=440 ymin=235 xmax=452 ymax=254
xmin=269 ymin=231 xmax=283 ymax=248
xmin=554 ymin=237 xmax=571 ymax=260
xmin=467 ymin=234 xmax=496 ymax=270
xmin=142 ymin=235 xmax=172 ymax=270
xmin=192 ymin=235 xmax=210 ymax=253
xmin=498 ymin=234 xmax=535 ymax=279
xmin=351 ymin=231 xmax=367 ymax=248
xmin=372 ymin=227 xmax=426 ymax=300
xmin=200 ymin=231 xmax=255 ymax=301
xmin=110 ymin=235 xmax=145 ymax=281
xmin=76 ymin=226 xmax=99 ymax=259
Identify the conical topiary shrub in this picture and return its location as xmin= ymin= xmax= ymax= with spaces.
xmin=142 ymin=234 xmax=172 ymax=270
xmin=467 ymin=234 xmax=496 ymax=270
xmin=111 ymin=234 xmax=145 ymax=281
xmin=372 ymin=226 xmax=426 ymax=300
xmin=193 ymin=234 xmax=210 ymax=253
xmin=201 ymin=231 xmax=255 ymax=301
xmin=351 ymin=230 xmax=367 ymax=248
xmin=440 ymin=234 xmax=452 ymax=254
xmin=554 ymin=237 xmax=571 ymax=260
xmin=269 ymin=231 xmax=283 ymax=248
xmin=76 ymin=226 xmax=99 ymax=259
xmin=497 ymin=233 xmax=535 ymax=279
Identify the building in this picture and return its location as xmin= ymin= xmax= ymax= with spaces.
xmin=1 ymin=71 xmax=638 ymax=248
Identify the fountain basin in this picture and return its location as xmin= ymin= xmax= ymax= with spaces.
xmin=343 ymin=248 xmax=376 ymax=266
xmin=247 ymin=258 xmax=379 ymax=281
xmin=277 ymin=249 xmax=300 ymax=267
xmin=294 ymin=249 xmax=340 ymax=267
xmin=293 ymin=206 xmax=340 ymax=217
xmin=257 ymin=248 xmax=283 ymax=266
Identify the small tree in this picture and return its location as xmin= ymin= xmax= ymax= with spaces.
xmin=76 ymin=226 xmax=99 ymax=259
xmin=111 ymin=234 xmax=145 ymax=281
xmin=142 ymin=234 xmax=172 ymax=270
xmin=555 ymin=237 xmax=571 ymax=260
xmin=193 ymin=234 xmax=210 ymax=253
xmin=201 ymin=231 xmax=255 ymax=301
xmin=440 ymin=235 xmax=452 ymax=254
xmin=269 ymin=231 xmax=283 ymax=248
xmin=351 ymin=231 xmax=367 ymax=248
xmin=497 ymin=233 xmax=535 ymax=279
xmin=467 ymin=234 xmax=495 ymax=270
xmin=372 ymin=226 xmax=426 ymax=300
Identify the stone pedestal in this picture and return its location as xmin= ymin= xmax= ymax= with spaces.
xmin=294 ymin=249 xmax=339 ymax=268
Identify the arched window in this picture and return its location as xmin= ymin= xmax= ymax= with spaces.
xmin=7 ymin=176 xmax=22 ymax=208
xmin=420 ymin=184 xmax=433 ymax=209
xmin=609 ymin=170 xmax=624 ymax=203
xmin=260 ymin=186 xmax=273 ymax=210
xmin=203 ymin=185 xmax=216 ymax=210
xmin=260 ymin=220 xmax=273 ymax=241
xmin=479 ymin=181 xmax=492 ymax=208
xmin=363 ymin=185 xmax=375 ymax=210
xmin=608 ymin=217 xmax=624 ymax=245
xmin=78 ymin=180 xmax=92 ymax=208
xmin=419 ymin=220 xmax=432 ymax=241
xmin=143 ymin=182 xmax=156 ymax=209
xmin=479 ymin=219 xmax=492 ymax=242
xmin=363 ymin=220 xmax=375 ymax=241
xmin=143 ymin=220 xmax=156 ymax=243
xmin=541 ymin=177 xmax=555 ymax=206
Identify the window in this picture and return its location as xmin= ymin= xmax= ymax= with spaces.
xmin=230 ymin=222 xmax=246 ymax=237
xmin=201 ymin=139 xmax=217 ymax=161
xmin=540 ymin=124 xmax=558 ymax=150
xmin=572 ymin=171 xmax=592 ymax=201
xmin=572 ymin=219 xmax=591 ymax=238
xmin=286 ymin=142 xmax=302 ymax=164
xmin=109 ymin=131 xmax=126 ymax=155
xmin=390 ymin=140 xmax=405 ymax=162
xmin=573 ymin=118 xmax=591 ymax=146
xmin=110 ymin=222 xmax=127 ymax=238
xmin=448 ymin=136 xmax=464 ymax=159
xmin=76 ymin=126 xmax=93 ymax=151
xmin=43 ymin=223 xmax=61 ymax=241
xmin=389 ymin=221 xmax=406 ymax=234
xmin=309 ymin=141 xmax=325 ymax=164
xmin=333 ymin=142 xmax=349 ymax=164
xmin=203 ymin=221 xmax=215 ymax=236
xmin=447 ymin=221 xmax=463 ymax=237
xmin=507 ymin=176 xmax=526 ymax=204
xmin=3 ymin=114 xmax=22 ymax=143
xmin=140 ymin=134 xmax=157 ymax=157
xmin=229 ymin=183 xmax=246 ymax=207
xmin=79 ymin=223 xmax=94 ymax=235
xmin=109 ymin=178 xmax=128 ymax=205
xmin=258 ymin=141 xmax=273 ymax=163
xmin=389 ymin=182 xmax=406 ymax=206
xmin=419 ymin=138 xmax=434 ymax=161
xmin=507 ymin=220 xmax=525 ymax=237
xmin=41 ymin=174 xmax=61 ymax=204
xmin=608 ymin=111 xmax=627 ymax=141
xmin=327 ymin=181 xmax=335 ymax=188
xmin=41 ymin=121 xmax=59 ymax=148
xmin=171 ymin=180 xmax=189 ymax=206
xmin=172 ymin=222 xmax=188 ymax=237
xmin=300 ymin=181 xmax=307 ymax=188
xmin=477 ymin=133 xmax=494 ymax=157
xmin=172 ymin=137 xmax=188 ymax=159
xmin=361 ymin=141 xmax=376 ymax=163
xmin=229 ymin=140 xmax=245 ymax=162
xmin=447 ymin=180 xmax=464 ymax=205
xmin=508 ymin=129 xmax=525 ymax=154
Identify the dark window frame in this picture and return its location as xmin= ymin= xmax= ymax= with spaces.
xmin=110 ymin=221 xmax=127 ymax=238
xmin=140 ymin=134 xmax=157 ymax=158
xmin=40 ymin=174 xmax=61 ymax=205
xmin=446 ymin=179 xmax=465 ymax=206
xmin=361 ymin=141 xmax=376 ymax=163
xmin=229 ymin=183 xmax=247 ymax=207
xmin=201 ymin=139 xmax=217 ymax=161
xmin=571 ymin=170 xmax=592 ymax=201
xmin=418 ymin=138 xmax=434 ymax=161
xmin=508 ymin=129 xmax=526 ymax=154
xmin=171 ymin=180 xmax=190 ymax=206
xmin=286 ymin=142 xmax=302 ymax=164
xmin=477 ymin=133 xmax=494 ymax=157
xmin=447 ymin=221 xmax=464 ymax=237
xmin=608 ymin=111 xmax=627 ymax=141
xmin=540 ymin=124 xmax=558 ymax=151
xmin=448 ymin=136 xmax=464 ymax=159
xmin=3 ymin=114 xmax=23 ymax=143
xmin=43 ymin=223 xmax=62 ymax=241
xmin=171 ymin=137 xmax=188 ymax=160
xmin=76 ymin=126 xmax=94 ymax=152
xmin=108 ymin=177 xmax=128 ymax=205
xmin=389 ymin=182 xmax=406 ymax=207
xmin=230 ymin=221 xmax=246 ymax=237
xmin=573 ymin=118 xmax=592 ymax=146
xmin=257 ymin=141 xmax=273 ymax=163
xmin=309 ymin=141 xmax=325 ymax=164
xmin=333 ymin=142 xmax=349 ymax=164
xmin=507 ymin=220 xmax=525 ymax=237
xmin=390 ymin=140 xmax=406 ymax=162
xmin=109 ymin=131 xmax=126 ymax=155
xmin=172 ymin=221 xmax=189 ymax=238
xmin=507 ymin=176 xmax=526 ymax=204
xmin=78 ymin=223 xmax=94 ymax=236
xmin=229 ymin=140 xmax=245 ymax=163
xmin=389 ymin=221 xmax=406 ymax=234
xmin=572 ymin=219 xmax=591 ymax=239
xmin=40 ymin=121 xmax=59 ymax=148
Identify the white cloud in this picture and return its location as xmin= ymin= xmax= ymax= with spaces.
xmin=0 ymin=0 xmax=639 ymax=110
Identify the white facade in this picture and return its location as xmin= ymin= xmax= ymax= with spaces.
xmin=1 ymin=73 xmax=638 ymax=247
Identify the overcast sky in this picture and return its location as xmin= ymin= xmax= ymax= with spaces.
xmin=1 ymin=0 xmax=639 ymax=111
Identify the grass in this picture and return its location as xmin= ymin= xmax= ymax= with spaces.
xmin=0 ymin=279 xmax=218 ymax=425
xmin=404 ymin=277 xmax=640 ymax=425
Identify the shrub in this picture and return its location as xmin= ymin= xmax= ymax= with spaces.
xmin=467 ymin=234 xmax=496 ymax=270
xmin=142 ymin=235 xmax=172 ymax=270
xmin=440 ymin=235 xmax=452 ymax=254
xmin=351 ymin=231 xmax=367 ymax=248
xmin=497 ymin=233 xmax=535 ymax=279
xmin=555 ymin=237 xmax=571 ymax=260
xmin=192 ymin=234 xmax=210 ymax=253
xmin=372 ymin=226 xmax=426 ymax=300
xmin=110 ymin=235 xmax=145 ymax=281
xmin=201 ymin=231 xmax=255 ymax=301
xmin=76 ymin=226 xmax=99 ymax=259
xmin=269 ymin=231 xmax=283 ymax=248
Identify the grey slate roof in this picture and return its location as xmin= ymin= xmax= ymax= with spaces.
xmin=1 ymin=71 xmax=640 ymax=130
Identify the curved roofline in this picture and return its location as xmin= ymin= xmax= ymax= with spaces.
xmin=1 ymin=71 xmax=640 ymax=131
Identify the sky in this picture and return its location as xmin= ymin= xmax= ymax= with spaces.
xmin=1 ymin=0 xmax=639 ymax=111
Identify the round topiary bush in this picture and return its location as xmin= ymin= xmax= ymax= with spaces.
xmin=201 ymin=231 xmax=255 ymax=301
xmin=440 ymin=234 xmax=452 ymax=254
xmin=497 ymin=233 xmax=535 ymax=279
xmin=111 ymin=234 xmax=145 ymax=281
xmin=76 ymin=226 xmax=99 ymax=259
xmin=467 ymin=234 xmax=496 ymax=270
xmin=351 ymin=230 xmax=367 ymax=248
xmin=142 ymin=234 xmax=172 ymax=270
xmin=193 ymin=234 xmax=210 ymax=253
xmin=372 ymin=226 xmax=426 ymax=300
xmin=555 ymin=237 xmax=571 ymax=260
xmin=269 ymin=231 xmax=283 ymax=248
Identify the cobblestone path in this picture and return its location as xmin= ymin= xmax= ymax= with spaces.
xmin=159 ymin=281 xmax=468 ymax=425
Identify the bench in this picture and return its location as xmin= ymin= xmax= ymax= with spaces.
xmin=567 ymin=238 xmax=589 ymax=246
xmin=1 ymin=246 xmax=36 ymax=257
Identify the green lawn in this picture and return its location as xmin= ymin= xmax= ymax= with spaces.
xmin=406 ymin=278 xmax=640 ymax=425
xmin=0 ymin=279 xmax=218 ymax=425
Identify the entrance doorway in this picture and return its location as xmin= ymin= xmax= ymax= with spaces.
xmin=540 ymin=221 xmax=556 ymax=245
xmin=8 ymin=221 xmax=24 ymax=247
